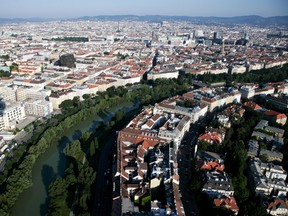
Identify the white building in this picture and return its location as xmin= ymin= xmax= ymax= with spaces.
xmin=26 ymin=88 xmax=51 ymax=100
xmin=158 ymin=115 xmax=191 ymax=150
xmin=0 ymin=102 xmax=26 ymax=130
xmin=190 ymin=105 xmax=208 ymax=123
xmin=147 ymin=70 xmax=179 ymax=80
xmin=24 ymin=99 xmax=53 ymax=117
xmin=0 ymin=88 xmax=16 ymax=102
xmin=201 ymin=91 xmax=241 ymax=112
xmin=240 ymin=86 xmax=255 ymax=99
xmin=15 ymin=87 xmax=27 ymax=101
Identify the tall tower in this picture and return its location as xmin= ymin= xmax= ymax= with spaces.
xmin=221 ymin=40 xmax=225 ymax=54
xmin=244 ymin=33 xmax=249 ymax=40
xmin=151 ymin=31 xmax=154 ymax=46
xmin=213 ymin=32 xmax=219 ymax=40
xmin=116 ymin=21 xmax=120 ymax=33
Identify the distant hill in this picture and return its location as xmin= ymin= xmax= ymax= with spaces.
xmin=75 ymin=15 xmax=288 ymax=26
xmin=0 ymin=15 xmax=287 ymax=26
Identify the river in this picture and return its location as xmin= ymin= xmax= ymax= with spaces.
xmin=11 ymin=102 xmax=135 ymax=216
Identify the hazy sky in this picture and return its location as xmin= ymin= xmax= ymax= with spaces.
xmin=1 ymin=0 xmax=287 ymax=18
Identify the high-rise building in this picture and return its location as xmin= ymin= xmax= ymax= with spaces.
xmin=195 ymin=30 xmax=204 ymax=38
xmin=213 ymin=32 xmax=219 ymax=40
xmin=244 ymin=33 xmax=249 ymax=40
xmin=16 ymin=87 xmax=27 ymax=101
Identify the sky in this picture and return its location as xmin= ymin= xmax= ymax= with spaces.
xmin=1 ymin=0 xmax=287 ymax=18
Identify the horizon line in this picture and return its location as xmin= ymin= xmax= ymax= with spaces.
xmin=1 ymin=14 xmax=288 ymax=20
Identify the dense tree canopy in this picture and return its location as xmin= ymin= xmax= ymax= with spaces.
xmin=0 ymin=54 xmax=9 ymax=59
xmin=193 ymin=63 xmax=288 ymax=85
xmin=51 ymin=37 xmax=89 ymax=42
xmin=0 ymin=70 xmax=11 ymax=77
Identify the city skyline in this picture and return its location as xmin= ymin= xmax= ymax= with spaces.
xmin=1 ymin=0 xmax=288 ymax=18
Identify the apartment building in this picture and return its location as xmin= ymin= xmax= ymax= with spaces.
xmin=24 ymin=99 xmax=53 ymax=117
xmin=49 ymin=90 xmax=77 ymax=109
xmin=147 ymin=70 xmax=179 ymax=80
xmin=15 ymin=87 xmax=27 ymax=101
xmin=0 ymin=102 xmax=26 ymax=130
xmin=249 ymin=158 xmax=288 ymax=197
xmin=0 ymin=88 xmax=16 ymax=102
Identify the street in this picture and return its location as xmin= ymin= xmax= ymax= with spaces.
xmin=92 ymin=133 xmax=115 ymax=216
xmin=178 ymin=122 xmax=200 ymax=216
xmin=177 ymin=114 xmax=214 ymax=216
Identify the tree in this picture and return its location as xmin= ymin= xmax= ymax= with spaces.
xmin=47 ymin=178 xmax=70 ymax=215
xmin=259 ymin=154 xmax=269 ymax=163
xmin=0 ymin=70 xmax=10 ymax=77
xmin=213 ymin=206 xmax=234 ymax=216
xmin=225 ymin=71 xmax=233 ymax=87
xmin=190 ymin=178 xmax=202 ymax=192
xmin=115 ymin=110 xmax=125 ymax=122
xmin=184 ymin=99 xmax=194 ymax=108
xmin=197 ymin=140 xmax=209 ymax=151
xmin=10 ymin=62 xmax=19 ymax=71
xmin=94 ymin=137 xmax=99 ymax=149
xmin=90 ymin=140 xmax=96 ymax=157
xmin=51 ymin=37 xmax=88 ymax=42
xmin=80 ymin=131 xmax=92 ymax=144
xmin=0 ymin=55 xmax=9 ymax=59
xmin=82 ymin=94 xmax=91 ymax=100
xmin=64 ymin=140 xmax=85 ymax=164
xmin=259 ymin=142 xmax=267 ymax=150
xmin=73 ymin=96 xmax=81 ymax=107
xmin=59 ymin=99 xmax=73 ymax=110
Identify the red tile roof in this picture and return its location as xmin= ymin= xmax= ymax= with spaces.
xmin=199 ymin=161 xmax=225 ymax=172
xmin=198 ymin=132 xmax=222 ymax=144
xmin=214 ymin=195 xmax=239 ymax=212
xmin=264 ymin=109 xmax=280 ymax=116
xmin=267 ymin=199 xmax=288 ymax=212
xmin=243 ymin=101 xmax=262 ymax=110
xmin=277 ymin=113 xmax=287 ymax=119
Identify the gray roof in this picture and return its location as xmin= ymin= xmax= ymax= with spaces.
xmin=252 ymin=131 xmax=273 ymax=141
xmin=265 ymin=126 xmax=285 ymax=136
xmin=203 ymin=179 xmax=234 ymax=192
xmin=255 ymin=120 xmax=269 ymax=130
xmin=259 ymin=149 xmax=283 ymax=160
xmin=247 ymin=140 xmax=259 ymax=157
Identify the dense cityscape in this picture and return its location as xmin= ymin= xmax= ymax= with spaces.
xmin=0 ymin=13 xmax=288 ymax=216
